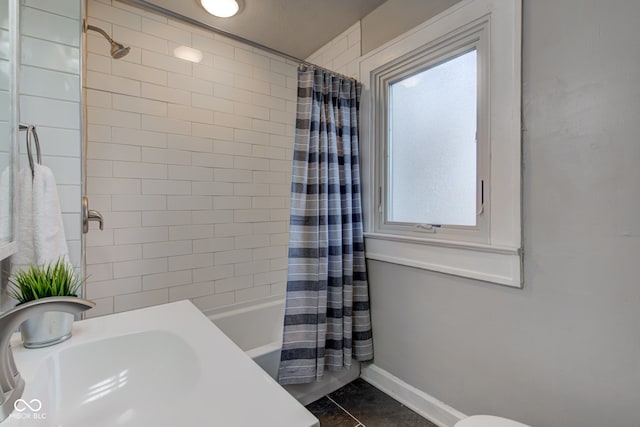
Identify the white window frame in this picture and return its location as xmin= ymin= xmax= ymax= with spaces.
xmin=359 ymin=0 xmax=522 ymax=287
xmin=378 ymin=25 xmax=488 ymax=243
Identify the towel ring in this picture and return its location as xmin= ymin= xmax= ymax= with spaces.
xmin=18 ymin=123 xmax=41 ymax=177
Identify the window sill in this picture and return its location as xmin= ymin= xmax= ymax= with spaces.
xmin=364 ymin=232 xmax=522 ymax=287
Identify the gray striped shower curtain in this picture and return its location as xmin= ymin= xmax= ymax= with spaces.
xmin=278 ymin=66 xmax=374 ymax=385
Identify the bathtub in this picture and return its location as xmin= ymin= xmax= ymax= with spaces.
xmin=205 ymin=297 xmax=360 ymax=405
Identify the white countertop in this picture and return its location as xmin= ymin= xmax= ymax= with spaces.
xmin=5 ymin=300 xmax=319 ymax=427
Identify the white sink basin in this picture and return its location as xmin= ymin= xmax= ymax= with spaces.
xmin=4 ymin=301 xmax=318 ymax=427
xmin=28 ymin=331 xmax=199 ymax=426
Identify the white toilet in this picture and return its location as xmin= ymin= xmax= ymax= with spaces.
xmin=455 ymin=415 xmax=531 ymax=427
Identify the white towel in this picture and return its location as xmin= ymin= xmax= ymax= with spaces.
xmin=32 ymin=164 xmax=69 ymax=266
xmin=0 ymin=167 xmax=11 ymax=244
xmin=12 ymin=167 xmax=36 ymax=269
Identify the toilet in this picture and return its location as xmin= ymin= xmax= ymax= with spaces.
xmin=455 ymin=415 xmax=531 ymax=427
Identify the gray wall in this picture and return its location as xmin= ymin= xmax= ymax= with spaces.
xmin=361 ymin=0 xmax=460 ymax=55
xmin=366 ymin=1 xmax=640 ymax=426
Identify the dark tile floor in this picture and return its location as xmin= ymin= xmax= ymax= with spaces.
xmin=306 ymin=379 xmax=438 ymax=427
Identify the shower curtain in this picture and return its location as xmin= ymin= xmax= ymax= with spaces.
xmin=278 ymin=65 xmax=373 ymax=385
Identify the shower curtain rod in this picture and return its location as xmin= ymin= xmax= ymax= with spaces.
xmin=118 ymin=0 xmax=358 ymax=82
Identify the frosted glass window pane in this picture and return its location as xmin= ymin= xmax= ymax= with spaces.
xmin=388 ymin=49 xmax=477 ymax=226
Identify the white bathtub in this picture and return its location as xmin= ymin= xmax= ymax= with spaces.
xmin=206 ymin=297 xmax=360 ymax=405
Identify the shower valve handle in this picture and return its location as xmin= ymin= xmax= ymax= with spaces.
xmin=88 ymin=210 xmax=104 ymax=231
xmin=82 ymin=196 xmax=104 ymax=233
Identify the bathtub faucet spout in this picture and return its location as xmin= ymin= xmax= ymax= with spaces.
xmin=0 ymin=297 xmax=95 ymax=423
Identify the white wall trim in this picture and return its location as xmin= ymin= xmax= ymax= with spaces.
xmin=359 ymin=0 xmax=523 ymax=287
xmin=365 ymin=236 xmax=522 ymax=287
xmin=361 ymin=363 xmax=466 ymax=427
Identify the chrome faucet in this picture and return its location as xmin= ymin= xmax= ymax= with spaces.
xmin=0 ymin=297 xmax=95 ymax=423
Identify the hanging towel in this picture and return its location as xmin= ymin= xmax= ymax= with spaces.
xmin=12 ymin=167 xmax=36 ymax=270
xmin=0 ymin=168 xmax=11 ymax=243
xmin=32 ymin=164 xmax=69 ymax=266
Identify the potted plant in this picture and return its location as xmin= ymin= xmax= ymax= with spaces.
xmin=9 ymin=259 xmax=86 ymax=348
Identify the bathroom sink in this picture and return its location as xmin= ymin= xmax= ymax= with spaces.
xmin=26 ymin=331 xmax=199 ymax=426
xmin=4 ymin=301 xmax=318 ymax=427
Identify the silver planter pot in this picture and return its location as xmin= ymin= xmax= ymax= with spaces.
xmin=20 ymin=311 xmax=74 ymax=349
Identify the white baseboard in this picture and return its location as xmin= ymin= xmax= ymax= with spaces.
xmin=360 ymin=363 xmax=467 ymax=427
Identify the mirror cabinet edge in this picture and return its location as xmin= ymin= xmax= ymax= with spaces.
xmin=0 ymin=0 xmax=19 ymax=263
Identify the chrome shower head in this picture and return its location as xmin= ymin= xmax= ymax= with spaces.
xmin=86 ymin=23 xmax=130 ymax=59
xmin=110 ymin=41 xmax=131 ymax=59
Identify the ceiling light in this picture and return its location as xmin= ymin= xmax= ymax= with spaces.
xmin=200 ymin=0 xmax=239 ymax=18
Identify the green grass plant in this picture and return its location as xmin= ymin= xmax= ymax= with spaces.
xmin=9 ymin=259 xmax=84 ymax=304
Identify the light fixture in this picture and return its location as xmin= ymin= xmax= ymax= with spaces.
xmin=200 ymin=0 xmax=239 ymax=18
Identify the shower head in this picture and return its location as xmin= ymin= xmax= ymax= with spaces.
xmin=86 ymin=23 xmax=130 ymax=59
xmin=110 ymin=41 xmax=131 ymax=59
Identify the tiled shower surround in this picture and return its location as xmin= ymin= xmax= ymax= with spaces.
xmin=84 ymin=0 xmax=305 ymax=316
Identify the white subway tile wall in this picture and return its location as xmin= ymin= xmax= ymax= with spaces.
xmin=85 ymin=0 xmax=299 ymax=316
xmin=306 ymin=21 xmax=362 ymax=79
xmin=19 ymin=0 xmax=82 ymax=269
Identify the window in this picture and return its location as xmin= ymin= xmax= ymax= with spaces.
xmin=360 ymin=0 xmax=522 ymax=287
xmin=388 ymin=49 xmax=478 ymax=228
